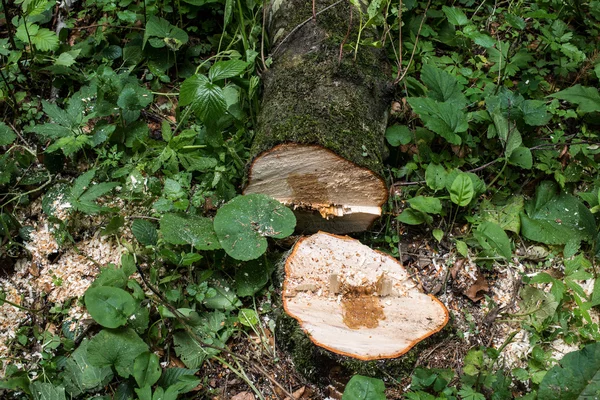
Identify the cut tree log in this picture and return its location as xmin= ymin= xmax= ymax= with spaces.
xmin=244 ymin=0 xmax=392 ymax=234
xmin=282 ymin=232 xmax=449 ymax=361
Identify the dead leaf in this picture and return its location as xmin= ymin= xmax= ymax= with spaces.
xmin=231 ymin=392 xmax=255 ymax=400
xmin=465 ymin=273 xmax=489 ymax=302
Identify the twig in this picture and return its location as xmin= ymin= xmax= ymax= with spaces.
xmin=260 ymin=0 xmax=269 ymax=71
xmin=338 ymin=3 xmax=353 ymax=63
xmin=133 ymin=258 xmax=296 ymax=399
xmin=69 ymin=24 xmax=145 ymax=30
xmin=394 ymin=0 xmax=431 ymax=85
xmin=271 ymin=0 xmax=345 ymax=57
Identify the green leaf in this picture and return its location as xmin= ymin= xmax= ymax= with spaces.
xmin=442 ymin=6 xmax=469 ymax=26
xmin=87 ymin=328 xmax=149 ymax=378
xmin=179 ymin=75 xmax=227 ymax=123
xmin=131 ymin=219 xmax=158 ymax=246
xmin=505 ymin=14 xmax=526 ymax=30
xmin=520 ymin=181 xmax=596 ymax=245
xmin=235 ymin=258 xmax=271 ymax=297
xmin=396 ymin=209 xmax=427 ymax=225
xmin=117 ymin=84 xmax=153 ymax=111
xmin=419 ymin=64 xmax=466 ymax=104
xmin=208 ymin=60 xmax=248 ymax=82
xmin=385 ymin=124 xmax=412 ymax=146
xmin=342 ymin=375 xmax=386 ymax=400
xmin=144 ymin=17 xmax=171 ymax=45
xmin=30 ymin=382 xmax=66 ymax=400
xmin=61 ymin=339 xmax=113 ymax=396
xmin=492 ymin=111 xmax=521 ymax=157
xmin=407 ymin=98 xmax=467 ymax=145
xmin=85 ymin=286 xmax=137 ymax=328
xmin=214 ymin=194 xmax=296 ymax=261
xmin=0 ymin=122 xmax=16 ymax=146
xmin=456 ymin=240 xmax=469 ymax=257
xmin=425 ymin=163 xmax=447 ymax=191
xmin=519 ymin=286 xmax=559 ymax=326
xmin=203 ymin=280 xmax=242 ymax=310
xmin=408 ymin=196 xmax=442 ymax=215
xmin=238 ymin=309 xmax=259 ymax=327
xmin=539 ymin=342 xmax=600 ymax=399
xmin=509 ymin=146 xmax=532 ymax=169
xmin=160 ymin=213 xmax=221 ymax=250
xmin=479 ymin=196 xmax=524 ymax=234
xmin=548 ymin=85 xmax=600 ymax=113
xmin=521 ymin=100 xmax=551 ymax=126
xmin=133 ymin=352 xmax=162 ymax=388
xmin=31 ymin=28 xmax=59 ymax=51
xmin=449 ymin=173 xmax=474 ymax=206
xmin=473 ymin=222 xmax=511 ymax=260
xmin=433 ymin=228 xmax=443 ymax=242
xmin=158 ymin=368 xmax=200 ymax=393
xmin=54 ymin=51 xmax=78 ymax=67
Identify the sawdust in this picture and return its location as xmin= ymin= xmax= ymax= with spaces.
xmin=0 ymin=199 xmax=123 ymax=378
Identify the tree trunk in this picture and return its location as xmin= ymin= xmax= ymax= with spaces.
xmin=244 ymin=0 xmax=392 ymax=234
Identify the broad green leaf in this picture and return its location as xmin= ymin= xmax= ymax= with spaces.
xmin=0 ymin=122 xmax=16 ymax=146
xmin=519 ymin=286 xmax=559 ymax=327
xmin=85 ymin=286 xmax=137 ymax=328
xmin=235 ymin=258 xmax=271 ymax=297
xmin=30 ymin=382 xmax=66 ymax=400
xmin=238 ymin=309 xmax=259 ymax=327
xmin=433 ymin=228 xmax=443 ymax=242
xmin=160 ymin=213 xmax=221 ymax=250
xmin=449 ymin=174 xmax=474 ymax=206
xmin=70 ymin=170 xmax=96 ymax=199
xmin=462 ymin=25 xmax=495 ymax=48
xmin=131 ymin=219 xmax=158 ymax=246
xmin=208 ymin=60 xmax=248 ymax=82
xmin=31 ymin=28 xmax=59 ymax=52
xmin=473 ymin=222 xmax=511 ymax=260
xmin=520 ymin=181 xmax=596 ymax=245
xmin=61 ymin=339 xmax=113 ymax=396
xmin=172 ymin=312 xmax=231 ymax=368
xmin=396 ymin=209 xmax=427 ymax=225
xmin=492 ymin=111 xmax=521 ymax=157
xmin=521 ymin=100 xmax=551 ymax=126
xmin=456 ymin=240 xmax=469 ymax=257
xmin=87 ymin=328 xmax=149 ymax=378
xmin=144 ymin=17 xmax=171 ymax=45
xmin=203 ymin=280 xmax=242 ymax=310
xmin=133 ymin=352 xmax=162 ymax=388
xmin=548 ymin=85 xmax=600 ymax=113
xmin=342 ymin=375 xmax=386 ymax=400
xmin=505 ymin=14 xmax=526 ymax=30
xmin=179 ymin=75 xmax=227 ymax=123
xmin=420 ymin=64 xmax=466 ymax=104
xmin=408 ymin=196 xmax=442 ymax=215
xmin=407 ymin=98 xmax=467 ymax=145
xmin=214 ymin=194 xmax=296 ymax=261
xmin=158 ymin=368 xmax=200 ymax=393
xmin=442 ymin=6 xmax=469 ymax=26
xmin=385 ymin=124 xmax=412 ymax=146
xmin=479 ymin=196 xmax=524 ymax=233
xmin=509 ymin=146 xmax=532 ymax=169
xmin=425 ymin=163 xmax=447 ymax=191
xmin=539 ymin=342 xmax=600 ymax=399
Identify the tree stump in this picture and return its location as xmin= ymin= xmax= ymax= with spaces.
xmin=244 ymin=0 xmax=392 ymax=234
xmin=281 ymin=232 xmax=449 ymax=361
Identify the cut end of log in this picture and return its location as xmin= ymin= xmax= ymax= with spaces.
xmin=244 ymin=144 xmax=388 ymax=234
xmin=283 ymin=232 xmax=449 ymax=361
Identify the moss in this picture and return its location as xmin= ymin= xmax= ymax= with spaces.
xmin=274 ymin=309 xmax=450 ymax=383
xmin=253 ymin=0 xmax=392 ymax=175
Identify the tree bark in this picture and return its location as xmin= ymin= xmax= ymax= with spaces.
xmin=244 ymin=0 xmax=392 ymax=234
